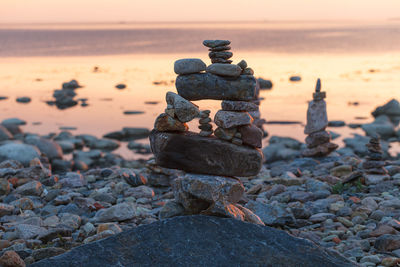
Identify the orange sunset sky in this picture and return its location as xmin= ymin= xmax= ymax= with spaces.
xmin=1 ymin=0 xmax=400 ymax=23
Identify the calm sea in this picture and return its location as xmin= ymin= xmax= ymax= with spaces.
xmin=0 ymin=21 xmax=399 ymax=157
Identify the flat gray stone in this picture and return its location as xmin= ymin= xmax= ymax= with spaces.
xmin=203 ymin=40 xmax=231 ymax=48
xmin=31 ymin=215 xmax=356 ymax=267
xmin=150 ymin=130 xmax=263 ymax=177
xmin=214 ymin=110 xmax=253 ymax=128
xmin=174 ymin=58 xmax=206 ymax=75
xmin=206 ymin=63 xmax=242 ymax=77
xmin=304 ymin=100 xmax=328 ymax=134
xmin=176 ymin=73 xmax=257 ymax=101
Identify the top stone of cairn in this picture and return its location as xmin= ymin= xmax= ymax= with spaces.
xmin=312 ymin=78 xmax=326 ymax=101
xmin=203 ymin=40 xmax=231 ymax=48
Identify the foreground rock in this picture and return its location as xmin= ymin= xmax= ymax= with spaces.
xmin=150 ymin=130 xmax=263 ymax=176
xmin=0 ymin=143 xmax=40 ymax=166
xmin=176 ymin=73 xmax=257 ymax=101
xmin=31 ymin=215 xmax=355 ymax=267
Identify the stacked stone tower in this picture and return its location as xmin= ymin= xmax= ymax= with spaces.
xmin=363 ymin=136 xmax=387 ymax=175
xmin=302 ymin=79 xmax=338 ymax=157
xmin=150 ymin=40 xmax=264 ymax=225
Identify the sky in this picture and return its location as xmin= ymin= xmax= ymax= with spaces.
xmin=1 ymin=0 xmax=400 ymax=23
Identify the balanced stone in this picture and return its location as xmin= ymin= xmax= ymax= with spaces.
xmin=200 ymin=110 xmax=211 ymax=118
xmin=203 ymin=40 xmax=231 ymax=48
xmin=242 ymin=68 xmax=254 ymax=75
xmin=237 ymin=60 xmax=247 ymax=70
xmin=174 ymin=59 xmax=206 ymax=75
xmin=231 ymin=137 xmax=243 ymax=146
xmin=176 ymin=73 xmax=257 ymax=101
xmin=209 ymin=51 xmax=233 ymax=60
xmin=214 ymin=110 xmax=253 ymax=129
xmin=214 ymin=127 xmax=237 ymax=141
xmin=150 ymin=130 xmax=263 ymax=177
xmin=198 ymin=113 xmax=213 ymax=137
xmin=211 ymin=58 xmax=233 ymax=64
xmin=221 ymin=100 xmax=259 ymax=111
xmin=154 ymin=113 xmax=188 ymax=132
xmin=238 ymin=124 xmax=263 ymax=148
xmin=199 ymin=124 xmax=212 ymax=131
xmin=363 ymin=137 xmax=387 ymax=175
xmin=302 ymin=79 xmax=337 ymax=157
xmin=209 ymin=45 xmax=231 ymax=52
xmin=302 ymin=142 xmax=338 ymax=157
xmin=166 ymin=92 xmax=199 ymax=122
xmin=199 ymin=117 xmax=211 ymax=124
xmin=304 ymin=100 xmax=328 ymax=134
xmin=305 ymin=131 xmax=331 ymax=148
xmin=206 ymin=64 xmax=242 ymax=77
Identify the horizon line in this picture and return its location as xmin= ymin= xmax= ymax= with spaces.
xmin=0 ymin=18 xmax=399 ymax=25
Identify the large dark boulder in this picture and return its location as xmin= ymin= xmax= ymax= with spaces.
xmin=176 ymin=73 xmax=257 ymax=101
xmin=150 ymin=130 xmax=263 ymax=177
xmin=31 ymin=215 xmax=356 ymax=267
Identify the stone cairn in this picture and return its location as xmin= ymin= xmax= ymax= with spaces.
xmin=302 ymin=79 xmax=338 ymax=157
xmin=150 ymin=40 xmax=264 ymax=225
xmin=362 ymin=136 xmax=388 ymax=175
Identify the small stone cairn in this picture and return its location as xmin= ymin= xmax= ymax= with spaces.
xmin=362 ymin=136 xmax=388 ymax=175
xmin=302 ymin=79 xmax=338 ymax=157
xmin=150 ymin=40 xmax=264 ymax=225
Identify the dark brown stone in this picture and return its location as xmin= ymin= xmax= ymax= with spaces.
xmin=238 ymin=124 xmax=263 ymax=148
xmin=209 ymin=51 xmax=233 ymax=60
xmin=154 ymin=113 xmax=188 ymax=132
xmin=209 ymin=45 xmax=231 ymax=52
xmin=176 ymin=73 xmax=257 ymax=101
xmin=198 ymin=124 xmax=212 ymax=131
xmin=211 ymin=58 xmax=233 ymax=64
xmin=150 ymin=130 xmax=263 ymax=177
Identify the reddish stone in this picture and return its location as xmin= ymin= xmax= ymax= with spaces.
xmin=238 ymin=124 xmax=263 ymax=148
xmin=349 ymin=196 xmax=361 ymax=203
xmin=93 ymin=202 xmax=104 ymax=210
xmin=0 ymin=251 xmax=25 ymax=267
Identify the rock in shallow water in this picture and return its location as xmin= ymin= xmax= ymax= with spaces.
xmin=150 ymin=130 xmax=263 ymax=177
xmin=31 ymin=215 xmax=355 ymax=267
xmin=176 ymin=73 xmax=257 ymax=101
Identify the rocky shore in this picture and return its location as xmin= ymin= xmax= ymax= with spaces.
xmin=0 ymin=51 xmax=399 ymax=266
xmin=0 ymin=101 xmax=399 ymax=266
